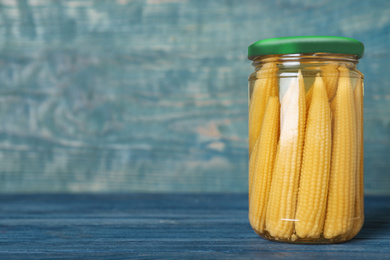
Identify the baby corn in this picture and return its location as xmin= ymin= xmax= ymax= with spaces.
xmin=249 ymin=96 xmax=280 ymax=233
xmin=295 ymin=75 xmax=332 ymax=238
xmin=266 ymin=71 xmax=306 ymax=239
xmin=324 ymin=67 xmax=356 ymax=239
xmin=249 ymin=138 xmax=260 ymax=198
xmin=350 ymin=77 xmax=364 ymax=236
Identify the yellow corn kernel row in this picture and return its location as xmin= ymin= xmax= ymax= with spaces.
xmin=324 ymin=67 xmax=357 ymax=239
xmin=249 ymin=96 xmax=280 ymax=233
xmin=248 ymin=63 xmax=278 ymax=156
xmin=350 ymin=77 xmax=364 ymax=236
xmin=265 ymin=70 xmax=306 ymax=239
xmin=295 ymin=75 xmax=332 ymax=238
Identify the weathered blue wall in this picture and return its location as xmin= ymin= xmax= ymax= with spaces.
xmin=0 ymin=0 xmax=389 ymax=194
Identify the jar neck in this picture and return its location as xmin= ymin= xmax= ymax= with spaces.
xmin=252 ymin=53 xmax=359 ymax=70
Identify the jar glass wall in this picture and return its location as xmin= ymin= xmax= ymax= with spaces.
xmin=248 ymin=53 xmax=364 ymax=244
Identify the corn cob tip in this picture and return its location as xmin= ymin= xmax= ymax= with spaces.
xmin=338 ymin=66 xmax=350 ymax=77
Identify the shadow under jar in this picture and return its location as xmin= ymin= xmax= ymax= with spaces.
xmin=247 ymin=36 xmax=364 ymax=244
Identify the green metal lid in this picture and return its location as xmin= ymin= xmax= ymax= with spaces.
xmin=248 ymin=36 xmax=364 ymax=60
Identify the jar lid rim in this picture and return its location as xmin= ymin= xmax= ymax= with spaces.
xmin=248 ymin=36 xmax=364 ymax=60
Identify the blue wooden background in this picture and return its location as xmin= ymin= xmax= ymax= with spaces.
xmin=0 ymin=0 xmax=389 ymax=194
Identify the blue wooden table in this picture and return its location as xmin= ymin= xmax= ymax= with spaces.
xmin=0 ymin=194 xmax=389 ymax=259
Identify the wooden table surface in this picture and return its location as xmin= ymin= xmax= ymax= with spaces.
xmin=0 ymin=194 xmax=389 ymax=259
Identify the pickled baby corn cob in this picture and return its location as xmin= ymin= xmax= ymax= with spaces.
xmin=266 ymin=71 xmax=306 ymax=239
xmin=324 ymin=67 xmax=356 ymax=239
xmin=249 ymin=138 xmax=260 ymax=198
xmin=249 ymin=96 xmax=280 ymax=233
xmin=248 ymin=63 xmax=278 ymax=156
xmin=350 ymin=77 xmax=364 ymax=236
xmin=295 ymin=75 xmax=332 ymax=238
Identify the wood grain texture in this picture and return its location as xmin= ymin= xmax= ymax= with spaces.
xmin=0 ymin=194 xmax=389 ymax=259
xmin=0 ymin=0 xmax=389 ymax=193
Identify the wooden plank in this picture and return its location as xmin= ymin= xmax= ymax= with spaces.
xmin=0 ymin=0 xmax=389 ymax=193
xmin=0 ymin=194 xmax=389 ymax=259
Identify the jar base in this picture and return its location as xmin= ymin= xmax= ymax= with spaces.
xmin=253 ymin=229 xmax=356 ymax=244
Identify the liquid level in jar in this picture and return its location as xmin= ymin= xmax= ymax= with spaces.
xmin=248 ymin=63 xmax=364 ymax=244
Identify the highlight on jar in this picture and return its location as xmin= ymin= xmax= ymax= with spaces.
xmin=247 ymin=36 xmax=364 ymax=244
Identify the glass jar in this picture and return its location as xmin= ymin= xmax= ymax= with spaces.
xmin=247 ymin=36 xmax=364 ymax=244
